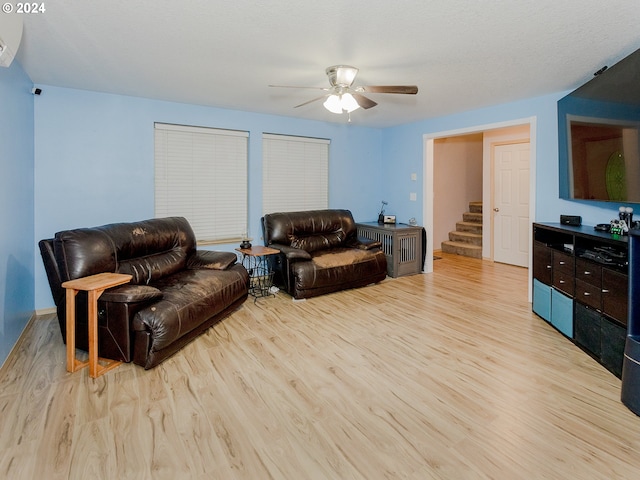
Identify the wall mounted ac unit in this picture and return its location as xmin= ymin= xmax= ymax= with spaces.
xmin=0 ymin=14 xmax=24 ymax=67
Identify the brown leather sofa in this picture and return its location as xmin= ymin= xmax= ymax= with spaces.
xmin=262 ymin=209 xmax=387 ymax=299
xmin=39 ymin=217 xmax=249 ymax=369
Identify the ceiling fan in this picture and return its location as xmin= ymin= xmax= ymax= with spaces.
xmin=269 ymin=65 xmax=418 ymax=117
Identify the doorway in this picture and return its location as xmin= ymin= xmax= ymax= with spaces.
xmin=423 ymin=118 xmax=536 ymax=278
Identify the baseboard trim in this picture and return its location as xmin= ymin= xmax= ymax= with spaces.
xmin=36 ymin=307 xmax=57 ymax=315
xmin=0 ymin=311 xmax=37 ymax=380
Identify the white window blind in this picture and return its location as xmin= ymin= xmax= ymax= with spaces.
xmin=154 ymin=123 xmax=248 ymax=243
xmin=262 ymin=133 xmax=330 ymax=214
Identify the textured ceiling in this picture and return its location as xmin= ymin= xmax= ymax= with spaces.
xmin=15 ymin=0 xmax=640 ymax=128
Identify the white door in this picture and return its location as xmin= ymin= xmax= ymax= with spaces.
xmin=493 ymin=142 xmax=530 ymax=267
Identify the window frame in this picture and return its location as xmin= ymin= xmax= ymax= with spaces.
xmin=262 ymin=133 xmax=330 ymax=215
xmin=154 ymin=122 xmax=249 ymax=244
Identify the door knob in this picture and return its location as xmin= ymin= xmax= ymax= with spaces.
xmin=493 ymin=208 xmax=499 ymax=212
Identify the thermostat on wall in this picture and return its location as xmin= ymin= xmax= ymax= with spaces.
xmin=383 ymin=215 xmax=396 ymax=224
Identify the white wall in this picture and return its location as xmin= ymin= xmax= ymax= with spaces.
xmin=433 ymin=133 xmax=483 ymax=249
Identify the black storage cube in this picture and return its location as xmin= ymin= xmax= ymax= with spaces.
xmin=601 ymin=319 xmax=626 ymax=378
xmin=574 ymin=303 xmax=601 ymax=358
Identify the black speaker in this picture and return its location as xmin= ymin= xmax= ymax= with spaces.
xmin=560 ymin=215 xmax=582 ymax=226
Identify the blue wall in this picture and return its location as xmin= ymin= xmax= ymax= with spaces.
xmin=0 ymin=60 xmax=35 ymax=366
xmin=33 ymin=86 xmax=384 ymax=309
xmin=32 ymin=86 xmax=628 ymax=312
xmin=4 ymin=69 xmax=629 ymax=362
xmin=380 ymin=92 xmax=625 ymax=227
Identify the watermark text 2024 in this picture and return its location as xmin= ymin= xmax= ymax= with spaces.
xmin=2 ymin=3 xmax=46 ymax=14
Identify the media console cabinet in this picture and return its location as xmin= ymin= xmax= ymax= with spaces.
xmin=532 ymin=222 xmax=629 ymax=377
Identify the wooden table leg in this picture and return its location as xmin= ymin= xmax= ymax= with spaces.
xmin=88 ymin=288 xmax=122 ymax=379
xmin=88 ymin=289 xmax=100 ymax=378
xmin=65 ymin=288 xmax=88 ymax=373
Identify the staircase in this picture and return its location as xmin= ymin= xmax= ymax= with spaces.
xmin=441 ymin=201 xmax=482 ymax=259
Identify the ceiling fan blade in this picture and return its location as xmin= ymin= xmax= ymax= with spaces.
xmin=294 ymin=95 xmax=328 ymax=108
xmin=360 ymin=85 xmax=418 ymax=94
xmin=352 ymin=93 xmax=377 ymax=109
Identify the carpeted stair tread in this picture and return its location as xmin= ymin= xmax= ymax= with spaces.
xmin=456 ymin=221 xmax=483 ymax=234
xmin=469 ymin=201 xmax=483 ymax=214
xmin=449 ymin=231 xmax=482 ymax=245
xmin=463 ymin=212 xmax=482 ymax=223
xmin=441 ymin=241 xmax=482 ymax=258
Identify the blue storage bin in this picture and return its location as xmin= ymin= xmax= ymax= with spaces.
xmin=532 ymin=279 xmax=551 ymax=322
xmin=551 ymin=288 xmax=573 ymax=338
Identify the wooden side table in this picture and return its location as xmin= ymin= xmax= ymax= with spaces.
xmin=61 ymin=272 xmax=132 ymax=378
xmin=235 ymin=246 xmax=280 ymax=300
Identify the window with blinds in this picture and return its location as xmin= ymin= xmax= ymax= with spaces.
xmin=262 ymin=134 xmax=330 ymax=215
xmin=154 ymin=123 xmax=248 ymax=243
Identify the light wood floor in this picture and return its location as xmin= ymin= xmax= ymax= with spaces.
xmin=1 ymin=253 xmax=639 ymax=479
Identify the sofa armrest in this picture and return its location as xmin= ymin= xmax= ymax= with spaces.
xmin=188 ymin=250 xmax=237 ymax=270
xmin=346 ymin=236 xmax=382 ymax=250
xmin=270 ymin=244 xmax=312 ymax=261
xmin=100 ymin=284 xmax=163 ymax=303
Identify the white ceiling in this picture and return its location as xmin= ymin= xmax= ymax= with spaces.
xmin=15 ymin=0 xmax=640 ymax=128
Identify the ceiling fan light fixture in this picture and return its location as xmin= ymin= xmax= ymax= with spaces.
xmin=323 ymin=93 xmax=361 ymax=114
xmin=341 ymin=93 xmax=360 ymax=112
xmin=326 ymin=65 xmax=359 ymax=87
xmin=323 ymin=94 xmax=343 ymax=114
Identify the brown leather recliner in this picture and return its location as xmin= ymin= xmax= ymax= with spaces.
xmin=39 ymin=217 xmax=249 ymax=369
xmin=262 ymin=209 xmax=387 ymax=299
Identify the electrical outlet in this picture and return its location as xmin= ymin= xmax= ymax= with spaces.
xmin=411 ymin=173 xmax=417 ymax=181
xmin=410 ymin=192 xmax=417 ymax=201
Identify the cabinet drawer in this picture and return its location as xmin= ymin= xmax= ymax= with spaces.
xmin=553 ymin=251 xmax=574 ymax=274
xmin=533 ymin=242 xmax=553 ymax=285
xmin=553 ymin=269 xmax=575 ymax=296
xmin=575 ymin=279 xmax=602 ymax=310
xmin=575 ymin=258 xmax=602 ymax=287
xmin=602 ymin=268 xmax=628 ymax=326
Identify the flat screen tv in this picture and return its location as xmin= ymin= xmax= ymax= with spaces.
xmin=558 ymin=47 xmax=640 ymax=204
